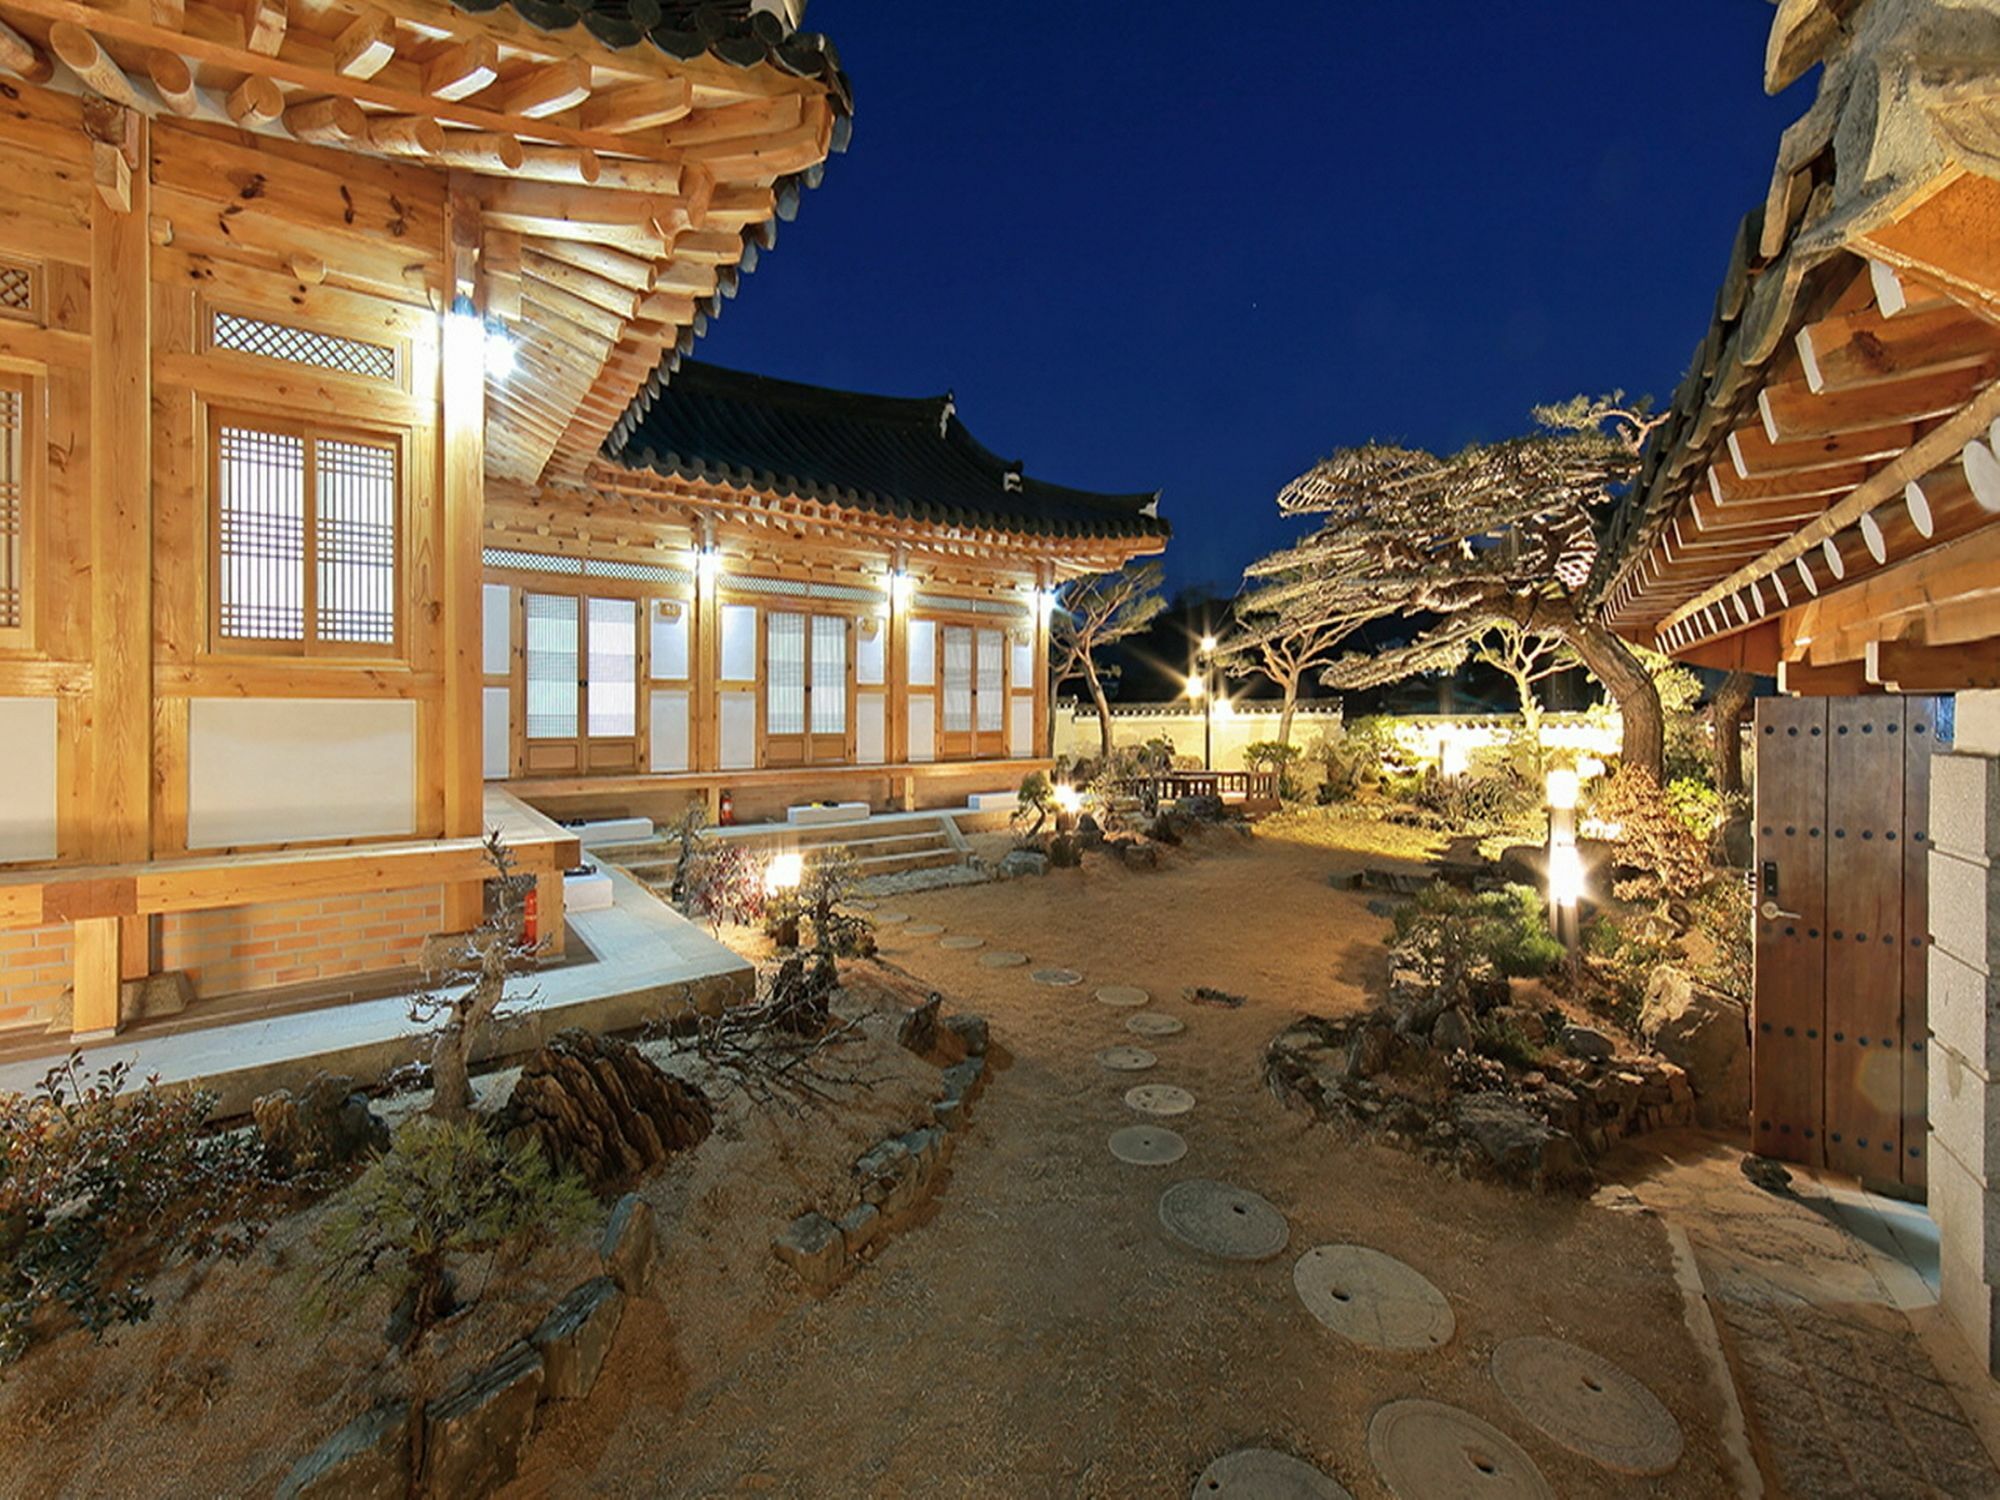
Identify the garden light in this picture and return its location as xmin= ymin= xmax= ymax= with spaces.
xmin=1200 ymin=633 xmax=1217 ymax=653
xmin=1545 ymin=767 xmax=1580 ymax=811
xmin=1185 ymin=675 xmax=1205 ymax=700
xmin=764 ymin=852 xmax=804 ymax=894
xmin=1439 ymin=730 xmax=1469 ymax=781
xmin=1547 ymin=843 xmax=1585 ymax=907
xmin=1053 ymin=783 xmax=1082 ymax=815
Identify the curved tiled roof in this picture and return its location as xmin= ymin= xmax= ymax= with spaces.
xmin=609 ymin=361 xmax=1170 ymax=541
xmin=449 ymin=0 xmax=854 ymax=122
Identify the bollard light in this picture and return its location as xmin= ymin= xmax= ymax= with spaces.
xmin=1548 ymin=843 xmax=1585 ymax=907
xmin=1052 ymin=783 xmax=1082 ymax=815
xmin=1545 ymin=766 xmax=1580 ymax=811
xmin=764 ymin=852 xmax=804 ymax=894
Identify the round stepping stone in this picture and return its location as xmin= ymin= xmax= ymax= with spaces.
xmin=874 ymin=911 xmax=910 ymax=925
xmin=979 ymin=950 xmax=1028 ymax=969
xmin=1109 ymin=1125 xmax=1187 ymax=1166
xmin=1097 ymin=1045 xmax=1157 ymax=1073
xmin=1095 ymin=984 xmax=1149 ymax=1008
xmin=904 ymin=922 xmax=944 ymax=937
xmin=1490 ymin=1336 xmax=1683 ymax=1476
xmin=1192 ymin=1448 xmax=1351 ymax=1500
xmin=1032 ymin=967 xmax=1082 ymax=987
xmin=1125 ymin=1083 xmax=1195 ymax=1117
xmin=939 ymin=934 xmax=984 ymax=950
xmin=1158 ymin=1179 xmax=1290 ymax=1262
xmin=1126 ymin=1012 xmax=1185 ymax=1038
xmin=1293 ymin=1245 xmax=1455 ymax=1352
xmin=1367 ymin=1401 xmax=1552 ymax=1500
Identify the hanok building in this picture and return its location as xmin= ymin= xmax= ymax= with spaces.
xmin=0 ymin=0 xmax=1159 ymax=1062
xmin=1596 ymin=0 xmax=2000 ymax=1369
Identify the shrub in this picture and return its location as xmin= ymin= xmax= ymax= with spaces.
xmin=0 ymin=1056 xmax=277 ymax=1363
xmin=799 ymin=848 xmax=874 ymax=959
xmin=306 ymin=1119 xmax=594 ymax=1352
xmin=1243 ymin=740 xmax=1304 ymax=801
xmin=1409 ymin=756 xmax=1539 ymax=836
xmin=1588 ymin=771 xmax=1715 ymax=904
xmin=681 ymin=839 xmax=768 ymax=933
xmin=1390 ymin=882 xmax=1563 ymax=1011
xmin=1012 ymin=771 xmax=1055 ymax=845
xmin=1312 ymin=716 xmax=1405 ymax=802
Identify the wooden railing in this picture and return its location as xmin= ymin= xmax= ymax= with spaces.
xmin=1114 ymin=770 xmax=1282 ymax=807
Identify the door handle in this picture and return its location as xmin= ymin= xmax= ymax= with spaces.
xmin=1759 ymin=900 xmax=1801 ymax=922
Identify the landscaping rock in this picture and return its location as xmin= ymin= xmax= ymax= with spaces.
xmin=838 ymin=1202 xmax=881 ymax=1256
xmin=1346 ymin=1019 xmax=1394 ymax=1078
xmin=254 ymin=1073 xmax=389 ymax=1176
xmin=1118 ymin=839 xmax=1162 ymax=871
xmin=939 ymin=1057 xmax=987 ymax=1107
xmin=1431 ymin=1006 xmax=1473 ymax=1054
xmin=599 ymin=1193 xmax=656 ymax=1297
xmin=773 ymin=1211 xmax=846 ymax=1292
xmin=943 ymin=1013 xmax=989 ymax=1056
xmin=277 ymin=1402 xmax=412 ymax=1500
xmin=1455 ymin=1092 xmax=1587 ymax=1191
xmin=1561 ymin=1023 xmax=1617 ymax=1062
xmin=1361 ymin=868 xmax=1428 ymax=895
xmin=897 ymin=994 xmax=943 ymax=1056
xmin=1639 ymin=965 xmax=1750 ymax=1129
xmin=532 ymin=1277 xmax=625 ymax=1401
xmin=501 ymin=1030 xmax=713 ymax=1192
xmin=999 ymin=848 xmax=1051 ymax=878
xmin=930 ymin=1097 xmax=966 ymax=1133
xmin=854 ymin=1139 xmax=911 ymax=1206
xmin=423 ymin=1342 xmax=544 ymax=1498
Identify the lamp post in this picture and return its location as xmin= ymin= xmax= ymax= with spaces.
xmin=1191 ymin=633 xmax=1218 ymax=770
xmin=1544 ymin=767 xmax=1582 ymax=953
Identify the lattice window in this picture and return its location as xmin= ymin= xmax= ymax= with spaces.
xmin=0 ymin=378 xmax=22 ymax=634
xmin=524 ymin=593 xmax=579 ymax=740
xmin=213 ymin=311 xmax=397 ymax=382
xmin=976 ymin=628 xmax=1004 ymax=732
xmin=214 ymin=417 xmax=401 ymax=653
xmin=942 ymin=626 xmax=973 ymax=733
xmin=0 ymin=260 xmax=35 ymax=323
xmin=767 ymin=611 xmax=806 ymax=735
xmin=586 ymin=597 xmax=637 ymax=738
xmin=811 ymin=615 xmax=846 ymax=735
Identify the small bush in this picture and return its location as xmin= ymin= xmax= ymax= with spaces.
xmin=0 ymin=1056 xmax=278 ymax=1363
xmin=1312 ymin=717 xmax=1402 ymax=802
xmin=1243 ymin=740 xmax=1304 ymax=801
xmin=306 ymin=1119 xmax=594 ymax=1352
xmin=1012 ymin=771 xmax=1056 ymax=845
xmin=1390 ymin=882 xmax=1563 ymax=1011
xmin=1589 ymin=771 xmax=1715 ymax=904
xmin=681 ymin=840 xmax=768 ymax=932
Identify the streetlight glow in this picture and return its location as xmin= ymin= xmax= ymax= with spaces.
xmin=764 ymin=852 xmax=804 ymax=893
xmin=1200 ymin=633 xmax=1217 ymax=653
xmin=1185 ymin=675 xmax=1205 ymax=700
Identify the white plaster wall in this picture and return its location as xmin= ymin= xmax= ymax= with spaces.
xmin=856 ymin=618 xmax=886 ymax=686
xmin=481 ymin=583 xmax=511 ymax=675
xmin=907 ymin=619 xmax=935 ymax=686
xmin=908 ymin=694 xmax=935 ymax=762
xmin=482 ymin=687 xmax=510 ymax=780
xmin=719 ymin=689 xmax=757 ymax=770
xmin=1010 ymin=695 xmax=1033 ymax=758
xmin=651 ymin=689 xmax=690 ymax=772
xmin=0 ymin=697 xmax=58 ymax=863
xmin=856 ymin=691 xmax=886 ymax=764
xmin=720 ymin=604 xmax=757 ymax=682
xmin=1011 ymin=635 xmax=1033 ymax=689
xmin=650 ymin=600 xmax=689 ymax=680
xmin=187 ymin=698 xmax=417 ymax=848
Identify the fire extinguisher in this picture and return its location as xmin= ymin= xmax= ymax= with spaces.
xmin=522 ymin=884 xmax=540 ymax=946
xmin=719 ymin=790 xmax=735 ymax=826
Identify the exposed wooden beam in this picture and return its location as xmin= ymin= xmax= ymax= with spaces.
xmin=1759 ymin=363 xmax=1991 ymax=442
xmin=225 ymin=74 xmax=284 ymax=127
xmin=49 ymin=22 xmax=145 ymax=108
xmin=368 ymin=113 xmax=445 ymax=157
xmin=145 ymin=49 xmax=198 ymax=114
xmin=0 ymin=14 xmax=52 ymax=82
xmin=240 ymin=0 xmax=285 ymax=56
xmin=579 ymin=77 xmax=692 ymax=134
xmin=333 ymin=5 xmax=396 ymax=78
xmin=421 ymin=35 xmax=499 ymax=103
xmin=1797 ymin=304 xmax=1997 ymax=394
xmin=1778 ymin=657 xmax=1880 ymax=696
xmin=1728 ymin=420 xmax=1918 ymax=479
xmin=493 ymin=57 xmax=593 ymax=120
xmin=283 ymin=93 xmax=367 ymax=144
xmin=436 ymin=129 xmax=524 ymax=171
xmin=1867 ymin=635 xmax=2000 ymax=691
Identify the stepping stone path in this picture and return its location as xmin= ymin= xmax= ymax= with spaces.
xmin=1293 ymin=1245 xmax=1455 ymax=1352
xmin=1367 ymin=1400 xmax=1552 ymax=1500
xmin=1095 ymin=985 xmax=1149 ymax=1008
xmin=1490 ymin=1336 xmax=1684 ymax=1476
xmin=938 ymin=935 xmax=984 ymax=950
xmin=1108 ymin=1125 xmax=1187 ymax=1166
xmin=874 ymin=911 xmax=910 ymax=925
xmin=1097 ymin=1045 xmax=1157 ymax=1073
xmin=1158 ymin=1179 xmax=1291 ymax=1262
xmin=1032 ymin=967 xmax=1083 ymax=987
xmin=1124 ymin=1083 xmax=1195 ymax=1117
xmin=979 ymin=950 xmax=1028 ymax=969
xmin=1125 ymin=1012 xmax=1184 ymax=1038
xmin=1191 ymin=1449 xmax=1352 ymax=1499
xmin=904 ymin=922 xmax=944 ymax=937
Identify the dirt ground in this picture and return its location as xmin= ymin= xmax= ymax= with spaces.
xmin=514 ymin=826 xmax=1742 ymax=1498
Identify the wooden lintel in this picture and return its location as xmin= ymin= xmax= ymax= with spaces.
xmin=1867 ymin=636 xmax=2000 ymax=692
xmin=1777 ymin=657 xmax=1881 ymax=696
xmin=1678 ymin=620 xmax=1781 ymax=675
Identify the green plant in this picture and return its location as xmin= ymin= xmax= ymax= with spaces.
xmin=1390 ymin=882 xmax=1562 ymax=1011
xmin=682 ymin=839 xmax=768 ymax=933
xmin=1588 ymin=771 xmax=1715 ymax=904
xmin=0 ymin=1055 xmax=277 ymax=1363
xmin=1474 ymin=1018 xmax=1542 ymax=1071
xmin=1409 ymin=756 xmax=1539 ymax=836
xmin=306 ymin=1119 xmax=593 ymax=1352
xmin=1312 ymin=716 xmax=1402 ymax=802
xmin=1243 ymin=740 xmax=1304 ymax=801
xmin=1012 ymin=771 xmax=1056 ymax=845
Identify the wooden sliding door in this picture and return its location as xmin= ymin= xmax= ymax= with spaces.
xmin=520 ymin=591 xmax=639 ymax=776
xmin=765 ymin=609 xmax=851 ymax=767
xmin=937 ymin=623 xmax=1009 ymax=761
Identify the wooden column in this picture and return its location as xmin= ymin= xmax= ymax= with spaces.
xmin=89 ymin=108 xmax=151 ymax=867
xmin=1034 ymin=567 xmax=1053 ymax=759
xmin=72 ymin=917 xmax=121 ymax=1035
xmin=692 ymin=531 xmax=719 ymax=778
xmin=441 ymin=187 xmax=487 ymax=932
xmin=887 ymin=563 xmax=909 ymax=765
xmin=534 ymin=867 xmax=566 ymax=958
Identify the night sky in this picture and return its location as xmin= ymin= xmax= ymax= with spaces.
xmin=694 ymin=3 xmax=1806 ymax=596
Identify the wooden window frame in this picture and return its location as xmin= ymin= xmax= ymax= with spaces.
xmin=205 ymin=405 xmax=407 ymax=662
xmin=0 ymin=365 xmax=38 ymax=651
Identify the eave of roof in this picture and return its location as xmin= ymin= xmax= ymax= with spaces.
xmin=605 ymin=360 xmax=1170 ymax=543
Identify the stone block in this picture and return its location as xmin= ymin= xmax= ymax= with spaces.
xmin=837 ymin=1202 xmax=881 ymax=1257
xmin=1931 ymin=845 xmax=1998 ymax=972
xmin=1940 ymin=1230 xmax=2000 ymax=1377
xmin=931 ymin=1097 xmax=967 ymax=1134
xmin=599 ymin=1194 xmax=657 ymax=1298
xmin=1930 ymin=752 xmax=2000 ymax=866
xmin=1931 ymin=947 xmax=2000 ymax=1073
xmin=940 ymin=1058 xmax=986 ymax=1107
xmin=277 ymin=1402 xmax=412 ymax=1500
xmin=773 ymin=1211 xmax=846 ymax=1292
xmin=119 ymin=970 xmax=192 ymax=1027
xmin=1929 ymin=1038 xmax=2000 ymax=1184
xmin=943 ymin=1013 xmax=989 ymax=1056
xmin=531 ymin=1277 xmax=625 ymax=1401
xmin=423 ymin=1342 xmax=544 ymax=1498
xmin=854 ymin=1139 xmax=910 ymax=1206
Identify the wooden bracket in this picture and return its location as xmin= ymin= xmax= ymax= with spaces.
xmin=82 ymin=101 xmax=141 ymax=214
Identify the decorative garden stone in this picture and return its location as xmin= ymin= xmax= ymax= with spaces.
xmin=423 ymin=1342 xmax=546 ymax=1499
xmin=532 ymin=1277 xmax=626 ymax=1401
xmin=276 ymin=1401 xmax=412 ymax=1500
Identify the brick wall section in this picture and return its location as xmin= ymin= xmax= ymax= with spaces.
xmin=0 ymin=924 xmax=74 ymax=1035
xmin=160 ymin=889 xmax=444 ymax=1000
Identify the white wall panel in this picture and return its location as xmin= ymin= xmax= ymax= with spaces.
xmin=0 ymin=697 xmax=58 ymax=863
xmin=856 ymin=691 xmax=886 ymax=764
xmin=1011 ymin=635 xmax=1033 ymax=689
xmin=1010 ymin=695 xmax=1034 ymax=758
xmin=907 ymin=618 xmax=935 ymax=686
xmin=482 ymin=687 xmax=510 ymax=780
xmin=650 ymin=600 xmax=690 ymax=680
xmin=719 ymin=690 xmax=757 ymax=769
xmin=856 ymin=617 xmax=886 ymax=686
xmin=188 ymin=698 xmax=416 ymax=849
xmin=481 ymin=583 xmax=511 ymax=675
xmin=650 ymin=689 xmax=690 ymax=772
xmin=908 ymin=694 xmax=935 ymax=763
xmin=720 ymin=604 xmax=758 ymax=682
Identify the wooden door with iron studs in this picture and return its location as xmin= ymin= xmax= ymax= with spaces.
xmin=1752 ymin=695 xmax=1940 ymax=1189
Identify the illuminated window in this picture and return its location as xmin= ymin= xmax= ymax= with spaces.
xmin=213 ymin=416 xmax=400 ymax=652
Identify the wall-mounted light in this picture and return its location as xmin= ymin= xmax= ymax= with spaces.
xmin=483 ymin=315 xmax=517 ymax=379
xmin=695 ymin=545 xmax=723 ymax=585
xmin=889 ymin=568 xmax=914 ymax=607
xmin=1036 ymin=586 xmax=1057 ymax=622
xmin=447 ymin=293 xmax=515 ymax=382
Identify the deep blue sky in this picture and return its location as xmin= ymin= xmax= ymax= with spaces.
xmin=697 ymin=3 xmax=1806 ymax=595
